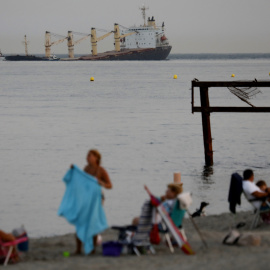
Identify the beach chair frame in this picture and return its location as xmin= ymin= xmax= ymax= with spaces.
xmin=0 ymin=237 xmax=28 ymax=266
xmin=243 ymin=192 xmax=270 ymax=229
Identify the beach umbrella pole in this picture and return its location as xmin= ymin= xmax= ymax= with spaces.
xmin=187 ymin=210 xmax=208 ymax=248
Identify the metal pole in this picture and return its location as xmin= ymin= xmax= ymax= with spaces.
xmin=187 ymin=210 xmax=208 ymax=248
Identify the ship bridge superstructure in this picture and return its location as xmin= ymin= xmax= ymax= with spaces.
xmin=120 ymin=15 xmax=170 ymax=50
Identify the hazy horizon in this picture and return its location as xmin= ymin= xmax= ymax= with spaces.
xmin=1 ymin=0 xmax=270 ymax=55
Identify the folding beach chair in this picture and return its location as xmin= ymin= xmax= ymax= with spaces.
xmin=243 ymin=192 xmax=270 ymax=229
xmin=228 ymin=173 xmax=270 ymax=229
xmin=144 ymin=186 xmax=195 ymax=255
xmin=158 ymin=199 xmax=187 ymax=253
xmin=112 ymin=188 xmax=199 ymax=255
xmin=112 ymin=199 xmax=189 ymax=255
xmin=112 ymin=200 xmax=156 ymax=256
xmin=0 ymin=236 xmax=28 ymax=266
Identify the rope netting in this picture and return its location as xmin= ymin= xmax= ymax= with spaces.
xmin=227 ymin=82 xmax=261 ymax=107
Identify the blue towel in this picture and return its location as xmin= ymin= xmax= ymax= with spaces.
xmin=58 ymin=165 xmax=108 ymax=254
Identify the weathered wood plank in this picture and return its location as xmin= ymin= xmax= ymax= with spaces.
xmin=192 ymin=81 xmax=270 ymax=88
xmin=193 ymin=107 xmax=270 ymax=113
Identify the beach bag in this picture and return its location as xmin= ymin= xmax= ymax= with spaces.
xmin=102 ymin=241 xmax=122 ymax=256
xmin=12 ymin=225 xmax=29 ymax=252
xmin=150 ymin=224 xmax=161 ymax=245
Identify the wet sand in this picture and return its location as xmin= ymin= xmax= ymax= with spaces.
xmin=7 ymin=211 xmax=270 ymax=270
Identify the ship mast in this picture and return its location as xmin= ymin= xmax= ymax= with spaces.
xmin=22 ymin=35 xmax=29 ymax=56
xmin=139 ymin=5 xmax=149 ymax=26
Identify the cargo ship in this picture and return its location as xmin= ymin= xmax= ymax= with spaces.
xmin=4 ymin=35 xmax=60 ymax=61
xmin=4 ymin=7 xmax=171 ymax=61
xmin=79 ymin=6 xmax=172 ymax=61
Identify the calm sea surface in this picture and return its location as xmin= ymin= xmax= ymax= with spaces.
xmin=1 ymin=55 xmax=270 ymax=237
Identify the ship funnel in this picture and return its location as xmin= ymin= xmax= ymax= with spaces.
xmin=147 ymin=16 xmax=156 ymax=28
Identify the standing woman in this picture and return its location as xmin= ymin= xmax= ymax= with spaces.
xmin=75 ymin=149 xmax=112 ymax=254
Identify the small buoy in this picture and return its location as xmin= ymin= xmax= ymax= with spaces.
xmin=269 ymin=72 xmax=270 ymax=76
xmin=173 ymin=74 xmax=177 ymax=79
xmin=90 ymin=77 xmax=94 ymax=81
xmin=231 ymin=74 xmax=235 ymax=78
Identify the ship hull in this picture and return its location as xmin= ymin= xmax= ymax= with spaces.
xmin=79 ymin=46 xmax=172 ymax=61
xmin=4 ymin=55 xmax=60 ymax=61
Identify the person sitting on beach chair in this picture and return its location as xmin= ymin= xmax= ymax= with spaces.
xmin=161 ymin=182 xmax=183 ymax=215
xmin=242 ymin=169 xmax=270 ymax=226
xmin=256 ymin=180 xmax=270 ymax=223
xmin=132 ymin=175 xmax=184 ymax=226
xmin=0 ymin=230 xmax=20 ymax=264
xmin=242 ymin=169 xmax=270 ymax=209
xmin=256 ymin=180 xmax=269 ymax=193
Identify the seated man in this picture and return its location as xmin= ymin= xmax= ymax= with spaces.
xmin=242 ymin=169 xmax=270 ymax=210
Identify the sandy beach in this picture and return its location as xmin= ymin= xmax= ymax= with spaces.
xmin=6 ymin=211 xmax=270 ymax=270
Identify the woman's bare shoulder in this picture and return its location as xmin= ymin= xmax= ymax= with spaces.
xmin=99 ymin=166 xmax=108 ymax=174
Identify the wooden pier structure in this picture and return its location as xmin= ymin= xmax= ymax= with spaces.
xmin=191 ymin=80 xmax=270 ymax=166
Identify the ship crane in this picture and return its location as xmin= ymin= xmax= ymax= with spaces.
xmin=45 ymin=32 xmax=68 ymax=57
xmin=67 ymin=31 xmax=91 ymax=58
xmin=22 ymin=35 xmax=30 ymax=56
xmin=91 ymin=28 xmax=113 ymax=56
xmin=114 ymin=24 xmax=137 ymax=52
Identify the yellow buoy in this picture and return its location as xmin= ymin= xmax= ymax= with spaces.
xmin=90 ymin=77 xmax=94 ymax=81
xmin=231 ymin=74 xmax=235 ymax=78
xmin=173 ymin=74 xmax=177 ymax=79
xmin=269 ymin=72 xmax=270 ymax=76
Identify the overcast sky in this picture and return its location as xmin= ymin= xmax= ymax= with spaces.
xmin=1 ymin=0 xmax=270 ymax=54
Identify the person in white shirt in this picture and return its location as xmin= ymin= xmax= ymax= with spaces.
xmin=242 ymin=169 xmax=269 ymax=209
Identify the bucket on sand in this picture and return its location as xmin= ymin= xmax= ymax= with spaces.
xmin=102 ymin=241 xmax=122 ymax=256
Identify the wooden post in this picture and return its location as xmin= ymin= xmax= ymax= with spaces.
xmin=200 ymin=87 xmax=213 ymax=166
xmin=192 ymin=80 xmax=270 ymax=166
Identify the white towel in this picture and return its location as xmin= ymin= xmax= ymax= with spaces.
xmin=177 ymin=192 xmax=193 ymax=210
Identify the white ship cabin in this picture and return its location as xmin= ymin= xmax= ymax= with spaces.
xmin=120 ymin=17 xmax=169 ymax=50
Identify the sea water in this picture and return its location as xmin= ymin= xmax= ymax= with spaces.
xmin=1 ymin=55 xmax=270 ymax=237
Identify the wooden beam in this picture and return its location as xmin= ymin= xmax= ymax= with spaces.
xmin=193 ymin=107 xmax=270 ymax=113
xmin=192 ymin=80 xmax=270 ymax=166
xmin=200 ymin=87 xmax=213 ymax=166
xmin=192 ymin=81 xmax=270 ymax=88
